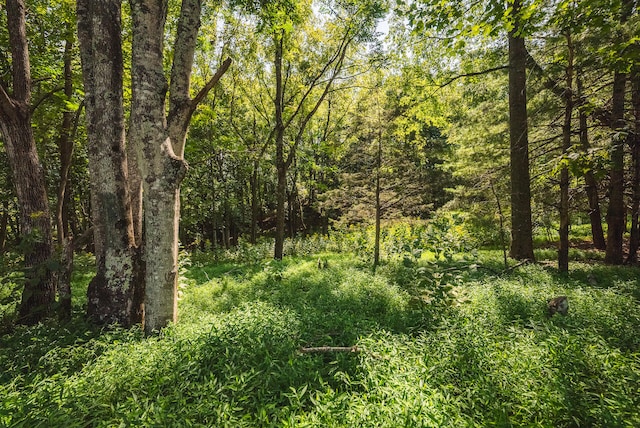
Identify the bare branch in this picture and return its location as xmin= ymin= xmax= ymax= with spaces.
xmin=30 ymin=86 xmax=64 ymax=114
xmin=525 ymin=48 xmax=614 ymax=127
xmin=189 ymin=57 xmax=233 ymax=118
xmin=283 ymin=28 xmax=354 ymax=131
xmin=0 ymin=83 xmax=16 ymax=118
xmin=439 ymin=65 xmax=509 ymax=88
xmin=286 ymin=32 xmax=355 ymax=168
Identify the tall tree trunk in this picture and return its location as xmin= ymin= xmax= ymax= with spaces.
xmin=373 ymin=130 xmax=382 ymax=269
xmin=274 ymin=31 xmax=287 ymax=260
xmin=77 ymin=0 xmax=139 ymax=326
xmin=605 ymin=0 xmax=633 ymax=265
xmin=558 ymin=32 xmax=574 ymax=273
xmin=576 ymin=73 xmax=606 ymax=250
xmin=508 ymin=0 xmax=535 ymax=261
xmin=271 ymin=26 xmax=351 ymax=258
xmin=131 ymin=0 xmax=228 ymax=332
xmin=626 ymin=70 xmax=640 ymax=263
xmin=210 ymin=158 xmax=218 ymax=250
xmin=1 ymin=0 xmax=55 ymax=324
xmin=56 ymin=35 xmax=77 ymax=320
xmin=288 ymin=164 xmax=299 ymax=238
xmin=1 ymin=118 xmax=55 ymax=323
xmin=0 ymin=199 xmax=8 ymax=253
xmin=250 ymin=161 xmax=259 ymax=244
xmin=130 ymin=0 xmax=183 ymax=333
xmin=604 ymin=71 xmax=627 ymax=264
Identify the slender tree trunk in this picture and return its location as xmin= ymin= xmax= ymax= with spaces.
xmin=223 ymin=193 xmax=231 ymax=249
xmin=0 ymin=200 xmax=8 ymax=252
xmin=210 ymin=158 xmax=218 ymax=250
xmin=558 ymin=32 xmax=574 ymax=273
xmin=508 ymin=2 xmax=535 ymax=261
xmin=274 ymin=31 xmax=287 ymax=260
xmin=576 ymin=74 xmax=606 ymax=250
xmin=373 ymin=131 xmax=382 ymax=269
xmin=626 ymin=70 xmax=640 ymax=263
xmin=270 ymin=24 xmax=352 ymax=258
xmin=605 ymin=0 xmax=633 ymax=265
xmin=604 ymin=71 xmax=627 ymax=264
xmin=56 ymin=35 xmax=77 ymax=320
xmin=289 ymin=164 xmax=299 ymax=238
xmin=56 ymin=37 xmax=75 ymax=243
xmin=250 ymin=161 xmax=259 ymax=244
xmin=275 ymin=153 xmax=287 ymax=260
xmin=489 ymin=180 xmax=508 ymax=269
xmin=77 ymin=0 xmax=138 ymax=326
xmin=1 ymin=0 xmax=55 ymax=324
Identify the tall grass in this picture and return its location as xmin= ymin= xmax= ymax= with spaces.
xmin=1 ymin=222 xmax=640 ymax=426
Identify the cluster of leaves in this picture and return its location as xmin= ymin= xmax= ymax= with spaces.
xmin=0 ymin=252 xmax=24 ymax=327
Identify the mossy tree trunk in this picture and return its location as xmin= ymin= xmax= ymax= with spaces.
xmin=130 ymin=0 xmax=230 ymax=333
xmin=77 ymin=0 xmax=140 ymax=326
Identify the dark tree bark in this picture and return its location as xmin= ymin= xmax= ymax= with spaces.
xmin=576 ymin=73 xmax=607 ymax=250
xmin=626 ymin=69 xmax=640 ymax=264
xmin=508 ymin=0 xmax=535 ymax=261
xmin=604 ymin=72 xmax=627 ymax=265
xmin=250 ymin=160 xmax=260 ymax=244
xmin=0 ymin=199 xmax=8 ymax=252
xmin=77 ymin=0 xmax=139 ymax=326
xmin=272 ymin=27 xmax=352 ymax=259
xmin=1 ymin=0 xmax=55 ymax=324
xmin=604 ymin=0 xmax=634 ymax=265
xmin=56 ymin=35 xmax=78 ymax=320
xmin=373 ymin=128 xmax=382 ymax=269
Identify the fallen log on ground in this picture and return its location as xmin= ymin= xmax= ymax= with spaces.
xmin=299 ymin=346 xmax=359 ymax=353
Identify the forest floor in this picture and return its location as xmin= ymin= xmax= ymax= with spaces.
xmin=1 ymin=240 xmax=640 ymax=427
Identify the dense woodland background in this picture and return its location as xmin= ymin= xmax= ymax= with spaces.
xmin=0 ymin=0 xmax=639 ymax=339
xmin=2 ymin=0 xmax=639 ymax=328
xmin=1 ymin=0 xmax=640 ymax=424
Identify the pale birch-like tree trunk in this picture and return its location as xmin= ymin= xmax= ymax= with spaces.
xmin=130 ymin=0 xmax=182 ymax=333
xmin=130 ymin=0 xmax=230 ymax=333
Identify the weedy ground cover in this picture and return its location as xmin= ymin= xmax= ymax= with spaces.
xmin=1 ymin=221 xmax=639 ymax=426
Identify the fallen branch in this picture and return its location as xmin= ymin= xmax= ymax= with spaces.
xmin=503 ymin=259 xmax=533 ymax=273
xmin=299 ymin=346 xmax=359 ymax=354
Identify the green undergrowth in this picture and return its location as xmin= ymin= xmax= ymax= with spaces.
xmin=2 ymin=243 xmax=640 ymax=426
